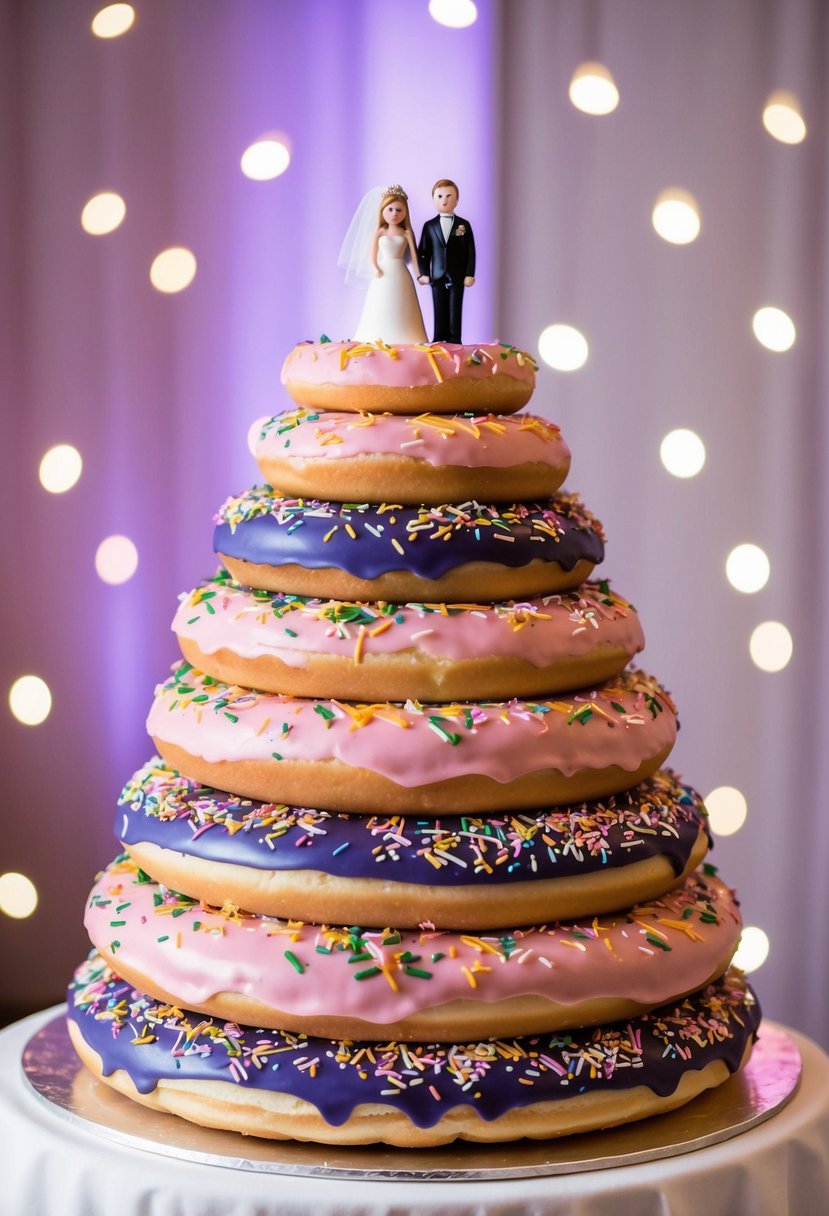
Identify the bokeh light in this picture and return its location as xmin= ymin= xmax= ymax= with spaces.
xmin=762 ymin=89 xmax=807 ymax=144
xmin=752 ymin=306 xmax=796 ymax=352
xmin=150 ymin=247 xmax=197 ymax=294
xmin=659 ymin=428 xmax=706 ymax=478
xmin=726 ymin=543 xmax=770 ymax=594
xmin=568 ymin=61 xmax=620 ymax=115
xmin=749 ymin=621 xmax=793 ymax=672
xmin=91 ymin=3 xmax=135 ymax=39
xmin=428 ymin=0 xmax=478 ymax=28
xmin=538 ymin=324 xmax=589 ymax=372
xmin=240 ymin=138 xmax=291 ymax=181
xmin=95 ymin=535 xmax=139 ymax=584
xmin=0 ymin=873 xmax=38 ymax=919
xmin=8 ymin=675 xmax=52 ymax=726
xmin=652 ymin=188 xmax=701 ymax=245
xmin=81 ymin=191 xmax=126 ymax=236
xmin=732 ymin=926 xmax=770 ymax=973
xmin=39 ymin=444 xmax=83 ymax=494
xmin=705 ymin=786 xmax=748 ymax=837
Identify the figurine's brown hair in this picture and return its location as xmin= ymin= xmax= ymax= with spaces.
xmin=432 ymin=179 xmax=459 ymax=197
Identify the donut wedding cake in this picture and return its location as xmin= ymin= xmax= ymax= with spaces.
xmin=67 ymin=214 xmax=760 ymax=1146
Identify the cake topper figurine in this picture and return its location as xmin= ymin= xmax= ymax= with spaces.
xmin=417 ymin=178 xmax=476 ymax=344
xmin=338 ymin=185 xmax=427 ymax=344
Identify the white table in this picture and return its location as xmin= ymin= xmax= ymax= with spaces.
xmin=3 ymin=1007 xmax=829 ymax=1216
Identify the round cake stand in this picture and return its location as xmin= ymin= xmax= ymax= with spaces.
xmin=22 ymin=1013 xmax=800 ymax=1181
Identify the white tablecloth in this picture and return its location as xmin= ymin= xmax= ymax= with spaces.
xmin=2 ymin=1007 xmax=829 ymax=1216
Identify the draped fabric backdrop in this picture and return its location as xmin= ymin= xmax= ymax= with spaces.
xmin=1 ymin=0 xmax=827 ymax=1046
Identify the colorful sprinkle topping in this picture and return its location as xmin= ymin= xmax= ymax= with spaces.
xmin=68 ymin=954 xmax=759 ymax=1130
xmin=215 ymin=487 xmax=604 ymax=544
xmin=118 ymin=759 xmax=708 ymax=887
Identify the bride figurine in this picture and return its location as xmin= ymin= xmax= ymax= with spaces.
xmin=338 ymin=185 xmax=427 ymax=344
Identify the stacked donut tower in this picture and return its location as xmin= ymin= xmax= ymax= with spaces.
xmin=67 ymin=334 xmax=760 ymax=1147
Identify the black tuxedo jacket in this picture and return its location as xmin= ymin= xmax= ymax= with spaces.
xmin=417 ymin=215 xmax=476 ymax=284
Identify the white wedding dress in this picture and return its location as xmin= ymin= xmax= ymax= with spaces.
xmin=353 ymin=233 xmax=427 ymax=344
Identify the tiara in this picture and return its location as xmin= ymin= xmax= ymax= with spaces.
xmin=382 ymin=184 xmax=408 ymax=200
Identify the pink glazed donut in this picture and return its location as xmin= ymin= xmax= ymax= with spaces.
xmin=253 ymin=408 xmax=571 ymax=505
xmin=173 ymin=575 xmax=645 ymax=703
xmin=85 ymin=855 xmax=741 ymax=1042
xmin=147 ymin=665 xmax=678 ymax=817
xmin=280 ymin=341 xmax=537 ymax=415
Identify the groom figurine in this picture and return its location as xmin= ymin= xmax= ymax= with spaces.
xmin=417 ymin=179 xmax=475 ymax=344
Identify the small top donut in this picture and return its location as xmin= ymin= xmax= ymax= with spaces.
xmin=280 ymin=340 xmax=537 ymax=415
xmin=254 ymin=408 xmax=571 ymax=505
xmin=68 ymin=956 xmax=760 ymax=1146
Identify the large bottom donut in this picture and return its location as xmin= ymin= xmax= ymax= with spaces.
xmin=67 ymin=958 xmax=760 ymax=1147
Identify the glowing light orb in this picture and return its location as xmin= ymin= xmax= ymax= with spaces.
xmin=763 ymin=90 xmax=807 ymax=144
xmin=0 ymin=873 xmax=38 ymax=919
xmin=150 ymin=247 xmax=197 ymax=294
xmin=39 ymin=444 xmax=83 ymax=493
xmin=428 ymin=0 xmax=478 ymax=28
xmin=659 ymin=428 xmax=706 ymax=478
xmin=240 ymin=138 xmax=291 ymax=181
xmin=568 ymin=62 xmax=619 ymax=116
xmin=9 ymin=675 xmax=52 ymax=726
xmin=750 ymin=621 xmax=793 ymax=672
xmin=726 ymin=543 xmax=770 ymax=594
xmin=704 ymin=786 xmax=748 ymax=837
xmin=652 ymin=188 xmax=701 ymax=245
xmin=91 ymin=3 xmax=135 ymax=38
xmin=732 ymin=926 xmax=770 ymax=973
xmin=538 ymin=324 xmax=589 ymax=372
xmin=81 ymin=191 xmax=126 ymax=235
xmin=95 ymin=535 xmax=139 ymax=584
xmin=752 ymin=306 xmax=796 ymax=352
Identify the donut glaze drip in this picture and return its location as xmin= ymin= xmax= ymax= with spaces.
xmin=172 ymin=574 xmax=644 ymax=673
xmin=213 ymin=489 xmax=605 ymax=580
xmin=146 ymin=665 xmax=677 ymax=787
xmin=118 ymin=760 xmax=709 ymax=889
xmin=84 ymin=856 xmax=740 ymax=1028
xmin=67 ymin=955 xmax=760 ymax=1127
